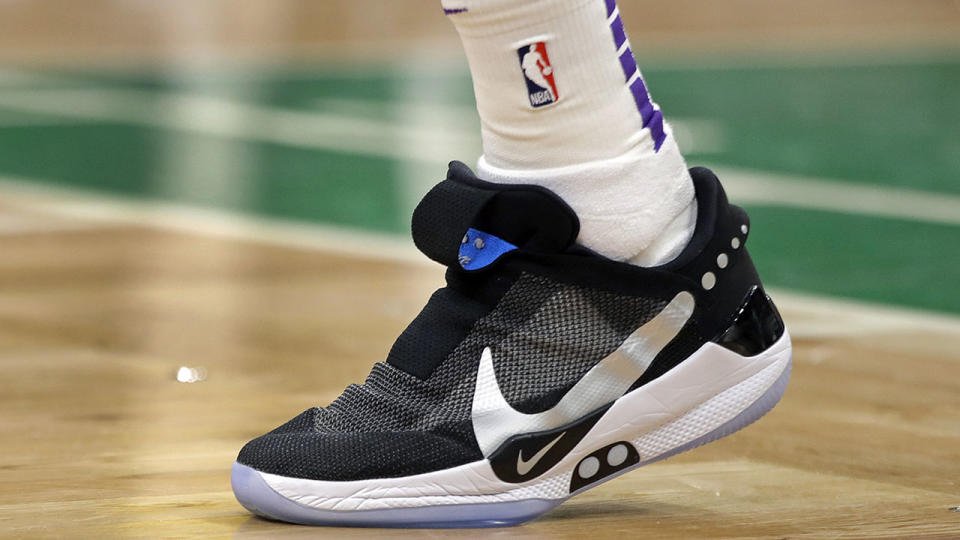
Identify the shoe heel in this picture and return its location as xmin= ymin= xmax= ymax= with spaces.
xmin=641 ymin=346 xmax=792 ymax=468
xmin=714 ymin=286 xmax=786 ymax=356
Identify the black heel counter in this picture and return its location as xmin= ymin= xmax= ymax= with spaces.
xmin=714 ymin=286 xmax=785 ymax=356
xmin=665 ymin=168 xmax=783 ymax=355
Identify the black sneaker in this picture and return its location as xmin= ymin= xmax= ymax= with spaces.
xmin=231 ymin=162 xmax=792 ymax=528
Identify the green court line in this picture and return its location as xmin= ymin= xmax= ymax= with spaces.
xmin=45 ymin=58 xmax=960 ymax=194
xmin=746 ymin=206 xmax=960 ymax=315
xmin=0 ymin=59 xmax=958 ymax=315
xmin=650 ymin=62 xmax=960 ymax=195
xmin=0 ymin=122 xmax=404 ymax=233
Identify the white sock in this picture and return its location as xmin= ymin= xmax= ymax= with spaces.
xmin=443 ymin=0 xmax=696 ymax=266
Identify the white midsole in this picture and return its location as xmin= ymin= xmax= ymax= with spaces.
xmin=261 ymin=331 xmax=793 ymax=511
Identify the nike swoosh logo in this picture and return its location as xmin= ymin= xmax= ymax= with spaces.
xmin=515 ymin=432 xmax=565 ymax=475
xmin=472 ymin=291 xmax=695 ymax=457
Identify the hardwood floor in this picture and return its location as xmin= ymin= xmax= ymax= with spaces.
xmin=1 ymin=224 xmax=957 ymax=538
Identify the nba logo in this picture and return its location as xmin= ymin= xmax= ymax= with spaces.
xmin=517 ymin=42 xmax=559 ymax=108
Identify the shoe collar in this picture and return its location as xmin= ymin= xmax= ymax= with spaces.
xmin=411 ymin=161 xmax=580 ymax=271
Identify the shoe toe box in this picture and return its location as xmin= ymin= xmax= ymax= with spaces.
xmin=237 ymin=412 xmax=480 ymax=481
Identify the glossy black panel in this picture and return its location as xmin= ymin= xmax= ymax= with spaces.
xmin=714 ymin=286 xmax=785 ymax=356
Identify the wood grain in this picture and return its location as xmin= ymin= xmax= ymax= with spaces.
xmin=1 ymin=225 xmax=958 ymax=538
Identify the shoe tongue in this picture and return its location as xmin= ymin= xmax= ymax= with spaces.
xmin=411 ymin=161 xmax=580 ymax=270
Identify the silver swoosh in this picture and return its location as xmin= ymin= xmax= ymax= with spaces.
xmin=472 ymin=291 xmax=695 ymax=457
xmin=516 ymin=432 xmax=565 ymax=475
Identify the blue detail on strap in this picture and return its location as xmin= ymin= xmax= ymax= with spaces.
xmin=458 ymin=228 xmax=517 ymax=270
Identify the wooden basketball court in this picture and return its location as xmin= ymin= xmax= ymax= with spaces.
xmin=1 ymin=1 xmax=959 ymax=537
xmin=0 ymin=197 xmax=957 ymax=538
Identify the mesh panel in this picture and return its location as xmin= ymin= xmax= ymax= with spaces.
xmin=238 ymin=430 xmax=478 ymax=481
xmin=317 ymin=273 xmax=664 ymax=429
xmin=243 ymin=272 xmax=667 ymax=480
xmin=490 ymin=277 xmax=665 ymax=413
xmin=269 ymin=408 xmax=318 ymax=434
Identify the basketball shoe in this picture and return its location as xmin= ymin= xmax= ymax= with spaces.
xmin=231 ymin=162 xmax=792 ymax=527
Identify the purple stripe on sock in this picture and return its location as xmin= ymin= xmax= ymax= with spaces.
xmin=443 ymin=7 xmax=467 ymax=15
xmin=607 ymin=2 xmax=668 ymax=152
xmin=604 ymin=0 xmax=617 ymax=17
xmin=618 ymin=49 xmax=637 ymax=81
xmin=610 ymin=15 xmax=627 ymax=49
xmin=638 ymin=101 xmax=655 ymax=125
xmin=629 ymin=77 xmax=666 ymax=150
xmin=629 ymin=75 xmax=652 ymax=120
xmin=648 ymin=110 xmax=666 ymax=150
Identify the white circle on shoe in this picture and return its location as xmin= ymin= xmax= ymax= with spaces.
xmin=702 ymin=272 xmax=716 ymax=290
xmin=731 ymin=237 xmax=741 ymax=249
xmin=606 ymin=444 xmax=629 ymax=467
xmin=717 ymin=253 xmax=729 ymax=269
xmin=741 ymin=224 xmax=749 ymax=234
xmin=578 ymin=456 xmax=600 ymax=479
xmin=473 ymin=237 xmax=485 ymax=249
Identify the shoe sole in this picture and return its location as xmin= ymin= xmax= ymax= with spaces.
xmin=232 ymin=330 xmax=792 ymax=528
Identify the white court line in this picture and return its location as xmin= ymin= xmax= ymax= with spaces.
xmin=0 ymin=87 xmax=476 ymax=165
xmin=0 ymin=214 xmax=107 ymax=235
xmin=2 ymin=173 xmax=959 ymax=339
xmin=714 ymin=167 xmax=960 ymax=227
xmin=0 ymin=175 xmax=425 ymax=265
xmin=0 ymin=87 xmax=957 ymax=227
